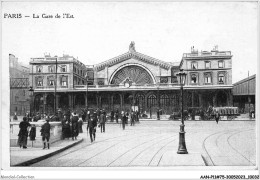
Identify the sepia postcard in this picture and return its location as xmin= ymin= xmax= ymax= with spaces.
xmin=1 ymin=1 xmax=259 ymax=179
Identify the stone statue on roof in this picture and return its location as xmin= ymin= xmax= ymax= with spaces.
xmin=129 ymin=41 xmax=136 ymax=52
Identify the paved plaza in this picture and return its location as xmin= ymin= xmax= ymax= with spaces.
xmin=24 ymin=120 xmax=256 ymax=167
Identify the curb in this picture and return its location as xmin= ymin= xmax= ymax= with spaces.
xmin=13 ymin=138 xmax=83 ymax=166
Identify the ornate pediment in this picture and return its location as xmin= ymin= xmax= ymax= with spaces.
xmin=94 ymin=42 xmax=173 ymax=71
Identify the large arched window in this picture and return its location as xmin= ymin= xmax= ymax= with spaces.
xmin=147 ymin=94 xmax=157 ymax=107
xmin=111 ymin=65 xmax=154 ymax=85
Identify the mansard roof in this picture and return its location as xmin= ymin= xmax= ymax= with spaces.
xmin=94 ymin=51 xmax=175 ymax=71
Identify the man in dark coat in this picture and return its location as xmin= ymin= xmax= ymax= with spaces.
xmin=87 ymin=112 xmax=97 ymax=143
xmin=100 ymin=111 xmax=106 ymax=133
xmin=115 ymin=109 xmax=119 ymax=123
xmin=122 ymin=112 xmax=127 ymax=130
xmin=18 ymin=117 xmax=31 ymax=148
xmin=71 ymin=112 xmax=79 ymax=140
xmin=215 ymin=110 xmax=220 ymax=124
xmin=41 ymin=119 xmax=51 ymax=149
xmin=110 ymin=110 xmax=114 ymax=122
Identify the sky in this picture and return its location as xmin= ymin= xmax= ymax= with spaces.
xmin=2 ymin=1 xmax=258 ymax=83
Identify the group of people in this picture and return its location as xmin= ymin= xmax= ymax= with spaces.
xmin=18 ymin=116 xmax=51 ymax=149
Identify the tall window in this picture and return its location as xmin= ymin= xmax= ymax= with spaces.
xmin=160 ymin=94 xmax=170 ymax=107
xmin=191 ymin=62 xmax=198 ymax=69
xmin=218 ymin=61 xmax=224 ymax=68
xmin=37 ymin=77 xmax=43 ymax=86
xmin=191 ymin=73 xmax=198 ymax=84
xmin=48 ymin=76 xmax=55 ymax=86
xmin=61 ymin=65 xmax=67 ymax=72
xmin=218 ymin=73 xmax=225 ymax=84
xmin=204 ymin=73 xmax=212 ymax=84
xmin=36 ymin=66 xmax=42 ymax=73
xmin=147 ymin=94 xmax=157 ymax=107
xmin=48 ymin=66 xmax=55 ymax=73
xmin=205 ymin=61 xmax=210 ymax=69
xmin=61 ymin=76 xmax=68 ymax=87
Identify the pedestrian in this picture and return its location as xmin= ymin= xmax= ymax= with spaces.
xmin=63 ymin=120 xmax=71 ymax=139
xmin=13 ymin=112 xmax=18 ymax=121
xmin=41 ymin=119 xmax=51 ymax=149
xmin=130 ymin=111 xmax=135 ymax=126
xmin=71 ymin=112 xmax=79 ymax=140
xmin=82 ymin=110 xmax=86 ymax=122
xmin=136 ymin=110 xmax=139 ymax=122
xmin=100 ymin=111 xmax=106 ymax=133
xmin=215 ymin=110 xmax=220 ymax=124
xmin=78 ymin=116 xmax=83 ymax=133
xmin=115 ymin=109 xmax=119 ymax=123
xmin=111 ymin=110 xmax=114 ymax=122
xmin=87 ymin=112 xmax=98 ymax=143
xmin=18 ymin=117 xmax=31 ymax=149
xmin=122 ymin=112 xmax=127 ymax=130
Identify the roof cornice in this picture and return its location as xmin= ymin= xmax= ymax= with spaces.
xmin=94 ymin=51 xmax=173 ymax=71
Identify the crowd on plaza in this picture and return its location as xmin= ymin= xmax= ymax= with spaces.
xmin=16 ymin=108 xmax=141 ymax=149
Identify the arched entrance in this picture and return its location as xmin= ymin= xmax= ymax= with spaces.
xmin=135 ymin=93 xmax=145 ymax=113
xmin=34 ymin=94 xmax=43 ymax=113
xmin=75 ymin=93 xmax=85 ymax=108
xmin=216 ymin=91 xmax=227 ymax=107
xmin=113 ymin=93 xmax=121 ymax=111
xmin=46 ymin=94 xmax=54 ymax=115
xmin=59 ymin=93 xmax=69 ymax=109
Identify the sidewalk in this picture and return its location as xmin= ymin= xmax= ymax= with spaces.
xmin=10 ymin=136 xmax=83 ymax=166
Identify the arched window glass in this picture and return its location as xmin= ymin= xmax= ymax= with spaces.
xmin=135 ymin=94 xmax=145 ymax=110
xmin=160 ymin=94 xmax=170 ymax=106
xmin=147 ymin=94 xmax=157 ymax=107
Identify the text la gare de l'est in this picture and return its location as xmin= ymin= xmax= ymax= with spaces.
xmin=33 ymin=13 xmax=74 ymax=18
xmin=3 ymin=13 xmax=74 ymax=18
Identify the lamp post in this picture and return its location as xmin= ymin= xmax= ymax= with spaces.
xmin=28 ymin=86 xmax=34 ymax=119
xmin=85 ymin=74 xmax=89 ymax=111
xmin=176 ymin=69 xmax=188 ymax=154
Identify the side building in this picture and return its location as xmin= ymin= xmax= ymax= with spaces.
xmin=9 ymin=54 xmax=30 ymax=116
xmin=29 ymin=54 xmax=87 ymax=115
xmin=180 ymin=46 xmax=233 ymax=109
xmin=233 ymin=74 xmax=255 ymax=114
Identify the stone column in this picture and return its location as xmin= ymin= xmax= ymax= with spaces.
xmin=43 ymin=93 xmax=47 ymax=115
xmin=111 ymin=95 xmax=114 ymax=111
xmin=199 ymin=93 xmax=202 ymax=108
xmin=192 ymin=91 xmax=194 ymax=107
xmin=56 ymin=94 xmax=60 ymax=111
xmin=68 ymin=94 xmax=72 ymax=107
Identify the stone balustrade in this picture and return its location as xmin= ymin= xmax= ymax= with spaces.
xmin=10 ymin=121 xmax=62 ymax=148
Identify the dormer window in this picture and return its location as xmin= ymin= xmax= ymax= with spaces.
xmin=191 ymin=62 xmax=197 ymax=69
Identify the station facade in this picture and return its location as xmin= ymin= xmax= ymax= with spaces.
xmin=29 ymin=43 xmax=233 ymax=117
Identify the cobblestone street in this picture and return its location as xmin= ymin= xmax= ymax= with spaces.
xmin=30 ymin=120 xmax=256 ymax=167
